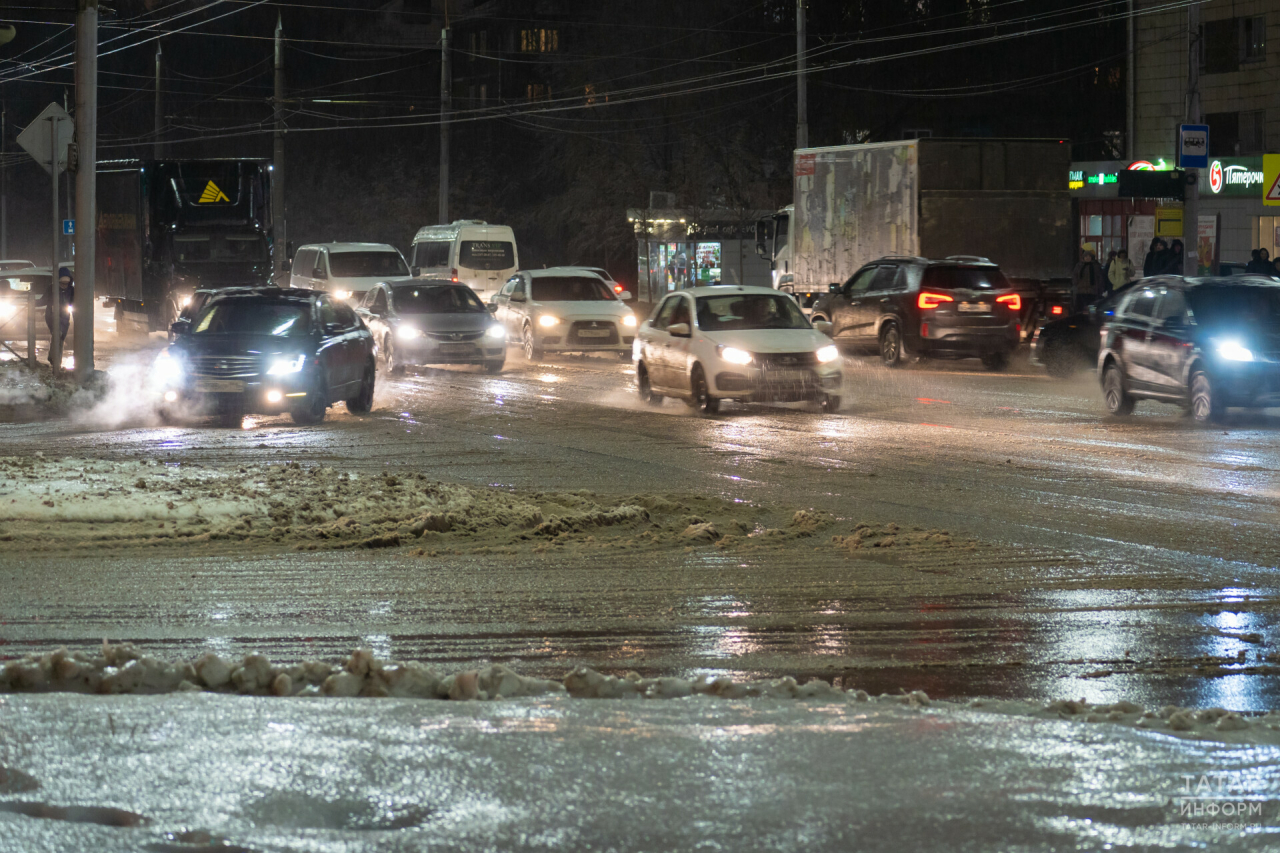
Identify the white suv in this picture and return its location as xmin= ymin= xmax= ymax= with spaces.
xmin=634 ymin=285 xmax=843 ymax=414
xmin=288 ymin=243 xmax=410 ymax=302
xmin=490 ymin=267 xmax=637 ymax=360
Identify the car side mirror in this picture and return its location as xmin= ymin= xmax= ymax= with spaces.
xmin=281 ymin=259 xmax=292 ymax=273
xmin=1087 ymin=303 xmax=1099 ymax=320
xmin=667 ymin=322 xmax=690 ymax=337
xmin=487 ymin=303 xmax=498 ymax=314
xmin=828 ymin=283 xmax=841 ymax=294
xmin=323 ymin=322 xmax=342 ymax=336
xmin=510 ymin=293 xmax=526 ymax=303
xmin=617 ymin=290 xmax=633 ymax=301
xmin=411 ymin=266 xmax=421 ymax=277
xmin=313 ymin=267 xmax=327 ymax=280
xmin=1162 ymin=315 xmax=1185 ymax=331
xmin=813 ymin=320 xmax=833 ymax=336
xmin=169 ymin=319 xmax=191 ymax=336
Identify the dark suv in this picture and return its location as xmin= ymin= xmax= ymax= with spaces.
xmin=1099 ymin=277 xmax=1280 ymax=422
xmin=808 ymin=256 xmax=1022 ymax=369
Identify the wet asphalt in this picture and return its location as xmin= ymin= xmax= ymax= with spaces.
xmin=2 ymin=333 xmax=1279 ymax=709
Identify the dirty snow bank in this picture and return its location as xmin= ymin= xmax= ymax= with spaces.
xmin=1 ymin=456 xmax=973 ymax=557
xmin=2 ymin=645 xmax=1278 ymax=743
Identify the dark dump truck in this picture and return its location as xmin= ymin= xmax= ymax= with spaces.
xmin=97 ymin=159 xmax=274 ymax=333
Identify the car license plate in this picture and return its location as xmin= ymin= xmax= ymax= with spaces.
xmin=578 ymin=329 xmax=611 ymax=338
xmin=958 ymin=302 xmax=990 ymax=313
xmin=439 ymin=343 xmax=473 ymax=353
xmin=766 ymin=369 xmax=808 ymax=384
xmin=194 ymin=379 xmax=245 ymax=393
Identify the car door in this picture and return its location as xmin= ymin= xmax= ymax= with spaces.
xmin=289 ymin=248 xmax=313 ymax=289
xmin=1147 ymin=286 xmax=1192 ymax=394
xmin=315 ymin=296 xmax=349 ymax=394
xmin=664 ymin=295 xmax=695 ymax=389
xmin=492 ymin=277 xmax=517 ymax=328
xmin=829 ymin=266 xmax=879 ymax=342
xmin=1115 ymin=287 xmax=1161 ymax=390
xmin=332 ymin=300 xmax=365 ymax=391
xmin=860 ymin=264 xmax=905 ymax=345
xmin=644 ymin=295 xmax=682 ymax=389
xmin=505 ymin=276 xmax=531 ymax=335
xmin=363 ymin=286 xmax=390 ymax=347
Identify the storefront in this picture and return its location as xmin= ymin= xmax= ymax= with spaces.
xmin=1070 ymin=156 xmax=1277 ymax=274
xmin=627 ymin=208 xmax=773 ymax=303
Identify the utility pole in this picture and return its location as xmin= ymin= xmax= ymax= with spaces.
xmin=64 ymin=89 xmax=72 ymax=262
xmin=74 ymin=0 xmax=97 ymax=381
xmin=273 ymin=14 xmax=287 ymax=280
xmin=1184 ymin=2 xmax=1200 ymax=276
xmin=1126 ymin=0 xmax=1135 ymax=160
xmin=796 ymin=0 xmax=808 ymax=151
xmin=438 ymin=25 xmax=450 ymax=224
xmin=154 ymin=41 xmax=164 ymax=158
xmin=48 ymin=114 xmax=62 ymax=372
xmin=1 ymin=99 xmax=7 ymax=260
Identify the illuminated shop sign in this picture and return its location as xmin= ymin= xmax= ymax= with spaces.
xmin=1207 ymin=159 xmax=1264 ymax=194
xmin=1070 ymin=157 xmax=1272 ymax=198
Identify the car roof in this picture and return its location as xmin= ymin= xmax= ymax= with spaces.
xmin=671 ymin=285 xmax=785 ymax=297
xmin=209 ymin=287 xmax=320 ymax=301
xmin=384 ymin=277 xmax=456 ymax=287
xmin=1134 ymin=275 xmax=1280 ymax=290
xmin=299 ymin=242 xmax=402 ymax=253
xmin=525 ymin=266 xmax=611 ymax=279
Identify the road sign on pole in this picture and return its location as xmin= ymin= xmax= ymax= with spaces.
xmin=1178 ymin=124 xmax=1209 ymax=169
xmin=16 ymin=102 xmax=74 ymax=175
xmin=63 ymin=219 xmax=74 ymax=235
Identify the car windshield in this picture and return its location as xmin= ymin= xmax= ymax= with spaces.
xmin=392 ymin=285 xmax=486 ymax=314
xmin=458 ymin=241 xmax=515 ymax=271
xmin=173 ymin=233 xmax=269 ymax=263
xmin=1187 ymin=284 xmax=1280 ymax=329
xmin=328 ymin=251 xmax=409 ymax=278
xmin=531 ymin=276 xmax=614 ymax=301
xmin=695 ymin=293 xmax=810 ymax=331
xmin=921 ymin=267 xmax=1011 ymax=291
xmin=192 ymin=300 xmax=310 ymax=337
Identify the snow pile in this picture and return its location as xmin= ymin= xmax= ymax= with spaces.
xmin=4 ymin=644 xmax=1278 ymax=743
xmin=831 ymin=522 xmax=972 ymax=553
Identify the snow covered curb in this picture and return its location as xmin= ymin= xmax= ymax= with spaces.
xmin=3 ymin=645 xmax=1278 ymax=743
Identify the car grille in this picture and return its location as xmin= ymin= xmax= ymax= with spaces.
xmin=189 ymin=355 xmax=261 ymax=378
xmin=754 ymin=351 xmax=818 ymax=368
xmin=426 ymin=331 xmax=485 ymax=342
xmin=567 ymin=320 xmax=619 ymax=345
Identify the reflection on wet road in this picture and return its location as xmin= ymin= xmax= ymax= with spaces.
xmin=2 ymin=344 xmax=1279 ymax=707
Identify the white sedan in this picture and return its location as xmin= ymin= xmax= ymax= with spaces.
xmin=490 ymin=267 xmax=637 ymax=360
xmin=634 ymin=285 xmax=843 ymax=414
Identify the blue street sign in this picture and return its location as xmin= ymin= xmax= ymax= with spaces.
xmin=1179 ymin=124 xmax=1209 ymax=169
xmin=62 ymin=219 xmax=74 ymax=235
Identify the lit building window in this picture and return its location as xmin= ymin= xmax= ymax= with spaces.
xmin=520 ymin=29 xmax=559 ymax=52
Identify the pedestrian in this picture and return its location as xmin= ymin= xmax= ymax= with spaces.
xmin=1071 ymin=246 xmax=1104 ymax=312
xmin=1108 ymin=248 xmax=1134 ymax=292
xmin=1272 ymin=257 xmax=1280 ymax=278
xmin=1248 ymin=247 xmax=1272 ymax=274
xmin=1162 ymin=239 xmax=1185 ymax=275
xmin=1142 ymin=238 xmax=1168 ymax=277
xmin=1103 ymin=249 xmax=1118 ymax=279
xmin=36 ymin=266 xmax=74 ymax=362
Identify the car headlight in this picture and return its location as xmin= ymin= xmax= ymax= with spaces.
xmin=1216 ymin=340 xmax=1253 ymax=362
xmin=396 ymin=325 xmax=423 ymax=341
xmin=179 ymin=295 xmax=192 ymax=307
xmin=0 ymin=302 xmax=16 ymax=319
xmin=718 ymin=346 xmax=753 ymax=365
xmin=266 ymin=353 xmax=306 ymax=374
xmin=622 ymin=314 xmax=637 ymax=328
xmin=152 ymin=349 xmax=185 ymax=385
xmin=538 ymin=314 xmax=560 ymax=328
xmin=816 ymin=345 xmax=840 ymax=364
xmin=484 ymin=324 xmax=506 ymax=340
xmin=332 ymin=289 xmax=352 ymax=301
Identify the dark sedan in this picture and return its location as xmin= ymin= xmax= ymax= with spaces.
xmin=155 ymin=288 xmax=375 ymax=426
xmin=357 ymin=279 xmax=506 ymax=374
xmin=1031 ymin=281 xmax=1140 ymax=378
xmin=1098 ymin=276 xmax=1280 ymax=422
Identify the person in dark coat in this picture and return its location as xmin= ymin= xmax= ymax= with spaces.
xmin=1071 ymin=247 xmax=1105 ymax=313
xmin=1162 ymin=240 xmax=1185 ymax=275
xmin=35 ymin=266 xmax=74 ymax=358
xmin=1142 ymin=238 xmax=1168 ymax=277
xmin=1248 ymin=248 xmax=1272 ymax=274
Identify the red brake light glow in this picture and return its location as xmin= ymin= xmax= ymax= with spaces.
xmin=1051 ymin=305 xmax=1063 ymax=315
xmin=995 ymin=294 xmax=1021 ymax=311
xmin=917 ymin=292 xmax=953 ymax=310
xmin=614 ymin=284 xmax=624 ymax=294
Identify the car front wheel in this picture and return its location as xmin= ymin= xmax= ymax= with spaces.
xmin=292 ymin=372 xmax=328 ymax=425
xmin=1103 ymin=361 xmax=1134 ymax=416
xmin=689 ymin=364 xmax=719 ymax=414
xmin=346 ymin=361 xmax=375 ymax=414
xmin=879 ymin=323 xmax=903 ymax=367
xmin=1190 ymin=370 xmax=1224 ymax=423
xmin=637 ymin=362 xmax=663 ymax=405
xmin=523 ymin=326 xmax=542 ymax=361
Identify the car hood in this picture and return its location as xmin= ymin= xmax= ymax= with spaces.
xmin=702 ymin=328 xmax=831 ymax=353
xmin=391 ymin=313 xmax=493 ymax=333
xmin=175 ymin=334 xmax=312 ymax=359
xmin=324 ymin=275 xmax=408 ymax=290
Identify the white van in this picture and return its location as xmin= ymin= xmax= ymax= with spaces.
xmin=288 ymin=242 xmax=410 ymax=302
xmin=409 ymin=220 xmax=518 ymax=300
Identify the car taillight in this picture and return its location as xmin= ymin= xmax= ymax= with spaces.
xmin=996 ymin=293 xmax=1021 ymax=311
xmin=614 ymin=284 xmax=624 ymax=294
xmin=917 ymin=292 xmax=953 ymax=310
xmin=1051 ymin=305 xmax=1064 ymax=315
xmin=451 ymin=268 xmax=459 ymax=283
